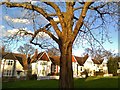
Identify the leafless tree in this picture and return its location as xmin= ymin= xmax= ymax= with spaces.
xmin=17 ymin=43 xmax=35 ymax=57
xmin=46 ymin=47 xmax=60 ymax=56
xmin=1 ymin=1 xmax=118 ymax=88
xmin=85 ymin=48 xmax=113 ymax=60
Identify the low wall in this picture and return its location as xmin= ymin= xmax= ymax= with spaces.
xmin=37 ymin=76 xmax=59 ymax=80
xmin=103 ymin=74 xmax=113 ymax=77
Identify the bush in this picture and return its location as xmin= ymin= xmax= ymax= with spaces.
xmin=107 ymin=57 xmax=119 ymax=76
xmin=95 ymin=71 xmax=104 ymax=76
xmin=2 ymin=76 xmax=17 ymax=82
xmin=29 ymin=74 xmax=37 ymax=80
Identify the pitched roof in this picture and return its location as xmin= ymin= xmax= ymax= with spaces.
xmin=1 ymin=52 xmax=17 ymax=60
xmin=39 ymin=52 xmax=50 ymax=61
xmin=50 ymin=55 xmax=77 ymax=65
xmin=92 ymin=59 xmax=104 ymax=64
xmin=75 ymin=54 xmax=89 ymax=66
xmin=14 ymin=53 xmax=27 ymax=70
xmin=31 ymin=52 xmax=49 ymax=63
xmin=50 ymin=56 xmax=60 ymax=65
xmin=72 ymin=55 xmax=76 ymax=62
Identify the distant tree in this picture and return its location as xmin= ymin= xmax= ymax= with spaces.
xmin=0 ymin=45 xmax=11 ymax=52
xmin=17 ymin=44 xmax=36 ymax=80
xmin=46 ymin=48 xmax=60 ymax=56
xmin=85 ymin=48 xmax=113 ymax=60
xmin=107 ymin=56 xmax=119 ymax=76
xmin=17 ymin=44 xmax=35 ymax=57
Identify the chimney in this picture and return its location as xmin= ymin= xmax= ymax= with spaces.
xmin=2 ymin=46 xmax=5 ymax=52
xmin=27 ymin=54 xmax=31 ymax=64
xmin=28 ymin=54 xmax=31 ymax=58
xmin=34 ymin=49 xmax=38 ymax=59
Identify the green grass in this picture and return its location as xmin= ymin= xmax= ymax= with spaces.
xmin=74 ymin=76 xmax=119 ymax=88
xmin=2 ymin=76 xmax=119 ymax=88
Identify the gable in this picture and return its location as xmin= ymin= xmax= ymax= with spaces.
xmin=75 ymin=54 xmax=89 ymax=66
xmin=39 ymin=52 xmax=50 ymax=61
xmin=92 ymin=59 xmax=104 ymax=64
xmin=2 ymin=52 xmax=17 ymax=60
xmin=31 ymin=52 xmax=44 ymax=63
xmin=72 ymin=55 xmax=76 ymax=62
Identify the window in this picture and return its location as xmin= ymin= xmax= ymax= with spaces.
xmin=3 ymin=70 xmax=12 ymax=76
xmin=51 ymin=64 xmax=56 ymax=73
xmin=6 ymin=60 xmax=13 ymax=65
xmin=40 ymin=62 xmax=47 ymax=65
xmin=81 ymin=67 xmax=82 ymax=71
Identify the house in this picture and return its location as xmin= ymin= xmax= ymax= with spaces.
xmin=31 ymin=50 xmax=89 ymax=78
xmin=31 ymin=51 xmax=52 ymax=76
xmin=0 ymin=47 xmax=27 ymax=78
xmin=91 ymin=58 xmax=108 ymax=76
xmin=73 ymin=54 xmax=89 ymax=77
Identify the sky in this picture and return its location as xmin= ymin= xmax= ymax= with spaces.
xmin=0 ymin=1 xmax=119 ymax=56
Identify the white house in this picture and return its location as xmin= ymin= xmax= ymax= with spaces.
xmin=31 ymin=52 xmax=52 ymax=76
xmin=73 ymin=54 xmax=89 ymax=77
xmin=0 ymin=47 xmax=27 ymax=78
xmin=31 ymin=50 xmax=89 ymax=78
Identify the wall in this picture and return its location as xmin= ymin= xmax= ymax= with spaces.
xmin=1 ymin=59 xmax=23 ymax=77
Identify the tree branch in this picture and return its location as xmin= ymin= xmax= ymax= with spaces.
xmin=28 ymin=23 xmax=60 ymax=46
xmin=17 ymin=29 xmax=34 ymax=36
xmin=44 ymin=2 xmax=66 ymax=30
xmin=29 ymin=28 xmax=59 ymax=48
xmin=83 ymin=22 xmax=105 ymax=50
xmin=37 ymin=28 xmax=59 ymax=44
xmin=1 ymin=2 xmax=48 ymax=18
xmin=73 ymin=6 xmax=83 ymax=11
xmin=72 ymin=2 xmax=93 ymax=42
xmin=1 ymin=2 xmax=62 ymax=42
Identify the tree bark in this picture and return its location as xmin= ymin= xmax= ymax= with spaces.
xmin=59 ymin=42 xmax=74 ymax=89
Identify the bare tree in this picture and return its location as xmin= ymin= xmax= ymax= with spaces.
xmin=1 ymin=1 xmax=118 ymax=88
xmin=85 ymin=48 xmax=113 ymax=60
xmin=46 ymin=47 xmax=60 ymax=56
xmin=17 ymin=43 xmax=35 ymax=57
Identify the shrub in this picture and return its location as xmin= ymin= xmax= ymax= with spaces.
xmin=29 ymin=74 xmax=37 ymax=80
xmin=2 ymin=76 xmax=17 ymax=82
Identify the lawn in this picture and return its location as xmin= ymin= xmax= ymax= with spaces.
xmin=2 ymin=76 xmax=119 ymax=89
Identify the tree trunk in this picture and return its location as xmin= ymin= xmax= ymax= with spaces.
xmin=27 ymin=64 xmax=32 ymax=80
xmin=59 ymin=43 xmax=74 ymax=89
